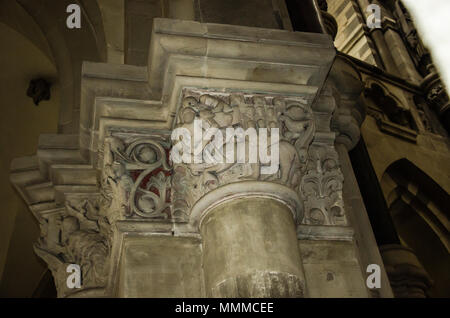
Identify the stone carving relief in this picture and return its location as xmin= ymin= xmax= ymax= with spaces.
xmin=172 ymin=89 xmax=346 ymax=225
xmin=100 ymin=134 xmax=172 ymax=221
xmin=171 ymin=90 xmax=315 ymax=216
xmin=90 ymin=89 xmax=348 ymax=228
xmin=34 ymin=199 xmax=110 ymax=297
xmin=300 ymin=144 xmax=346 ymax=226
xmin=426 ymin=83 xmax=450 ymax=115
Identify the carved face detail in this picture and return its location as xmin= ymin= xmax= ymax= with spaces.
xmin=112 ymin=162 xmax=126 ymax=178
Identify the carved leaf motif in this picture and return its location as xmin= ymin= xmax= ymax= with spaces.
xmin=34 ymin=198 xmax=110 ymax=297
xmin=132 ymin=171 xmax=171 ymax=218
xmin=172 ymin=90 xmax=316 ymax=219
xmin=101 ymin=136 xmax=173 ymax=220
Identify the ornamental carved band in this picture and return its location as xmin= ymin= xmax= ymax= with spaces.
xmin=32 ymin=88 xmax=346 ymax=297
xmin=98 ymin=89 xmax=346 ymax=227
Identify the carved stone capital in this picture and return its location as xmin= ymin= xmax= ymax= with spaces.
xmin=172 ymin=89 xmax=348 ymax=230
xmin=34 ymin=197 xmax=111 ymax=298
xmin=10 ymin=18 xmax=361 ymax=297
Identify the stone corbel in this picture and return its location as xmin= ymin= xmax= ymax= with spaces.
xmin=328 ymin=54 xmax=366 ymax=152
xmin=9 ymin=135 xmax=110 ymax=297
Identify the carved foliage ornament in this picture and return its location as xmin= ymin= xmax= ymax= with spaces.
xmin=300 ymin=144 xmax=346 ymax=226
xmin=34 ymin=199 xmax=110 ymax=297
xmin=101 ymin=135 xmax=172 ymax=220
xmin=171 ymin=90 xmax=315 ymax=217
xmin=97 ymin=90 xmax=347 ymax=227
xmin=172 ymin=89 xmax=346 ymax=225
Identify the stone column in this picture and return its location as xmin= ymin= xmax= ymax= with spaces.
xmin=380 ymin=245 xmax=432 ymax=298
xmin=384 ymin=28 xmax=422 ymax=85
xmin=12 ymin=19 xmax=342 ymax=298
xmin=329 ymin=54 xmax=394 ymax=297
xmin=370 ymin=29 xmax=399 ymax=74
xmin=172 ymin=90 xmax=313 ymax=297
xmin=200 ymin=194 xmax=305 ymax=297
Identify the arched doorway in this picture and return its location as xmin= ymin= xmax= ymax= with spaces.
xmin=381 ymin=159 xmax=450 ymax=297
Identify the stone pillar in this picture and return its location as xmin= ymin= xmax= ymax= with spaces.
xmin=317 ymin=0 xmax=338 ymax=40
xmin=370 ymin=29 xmax=400 ymax=74
xmin=329 ymin=54 xmax=394 ymax=297
xmin=336 ymin=143 xmax=393 ymax=298
xmin=200 ymin=196 xmax=305 ymax=297
xmin=172 ymin=89 xmax=314 ymax=297
xmin=384 ymin=28 xmax=422 ymax=85
xmin=97 ymin=0 xmax=125 ymax=64
xmin=329 ymin=53 xmax=431 ymax=299
xmin=380 ymin=245 xmax=432 ymax=298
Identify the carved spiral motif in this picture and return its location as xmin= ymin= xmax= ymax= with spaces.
xmin=126 ymin=140 xmax=172 ymax=218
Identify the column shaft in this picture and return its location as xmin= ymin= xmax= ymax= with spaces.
xmin=200 ymin=197 xmax=306 ymax=298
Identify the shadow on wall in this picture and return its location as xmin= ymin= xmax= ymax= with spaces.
xmin=0 ymin=22 xmax=59 ymax=297
xmin=0 ymin=0 xmax=107 ymax=297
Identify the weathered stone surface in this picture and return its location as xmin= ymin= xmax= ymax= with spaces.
xmin=118 ymin=236 xmax=204 ymax=297
xmin=299 ymin=240 xmax=369 ymax=297
xmin=9 ymin=18 xmax=376 ymax=298
xmin=201 ymin=197 xmax=306 ymax=298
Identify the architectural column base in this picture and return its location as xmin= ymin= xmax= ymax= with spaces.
xmin=380 ymin=244 xmax=433 ymax=298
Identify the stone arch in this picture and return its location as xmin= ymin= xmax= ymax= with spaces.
xmin=380 ymin=158 xmax=450 ymax=297
xmin=363 ymin=78 xmax=416 ymax=129
xmin=364 ymin=79 xmax=404 ymax=108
